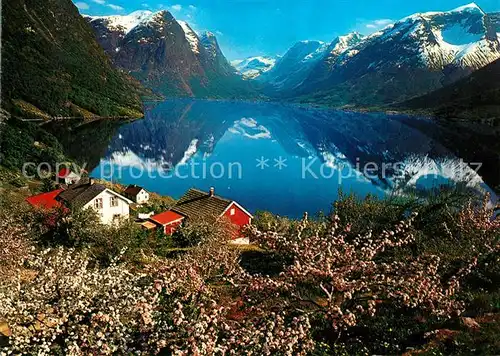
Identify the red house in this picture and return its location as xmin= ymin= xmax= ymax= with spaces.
xmin=148 ymin=187 xmax=253 ymax=237
xmin=149 ymin=210 xmax=185 ymax=235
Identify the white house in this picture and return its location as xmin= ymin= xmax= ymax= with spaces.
xmin=124 ymin=184 xmax=150 ymax=204
xmin=57 ymin=179 xmax=132 ymax=224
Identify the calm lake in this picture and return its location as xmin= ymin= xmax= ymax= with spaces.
xmin=85 ymin=99 xmax=495 ymax=217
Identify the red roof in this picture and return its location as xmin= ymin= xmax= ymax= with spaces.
xmin=57 ymin=168 xmax=71 ymax=178
xmin=150 ymin=210 xmax=184 ymax=225
xmin=26 ymin=189 xmax=65 ymax=210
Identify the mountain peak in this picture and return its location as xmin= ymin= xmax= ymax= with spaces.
xmin=399 ymin=2 xmax=486 ymax=23
xmin=87 ymin=11 xmax=153 ymax=34
xmin=201 ymin=31 xmax=219 ymax=49
xmin=328 ymin=32 xmax=364 ymax=56
xmin=154 ymin=10 xmax=172 ymax=18
xmin=450 ymin=2 xmax=482 ymax=13
xmin=87 ymin=10 xmax=176 ymax=35
xmin=201 ymin=31 xmax=216 ymax=40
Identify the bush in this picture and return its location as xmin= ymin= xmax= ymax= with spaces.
xmin=172 ymin=218 xmax=237 ymax=248
xmin=27 ymin=204 xmax=155 ymax=265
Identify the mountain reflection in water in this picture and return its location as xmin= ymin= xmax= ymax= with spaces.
xmin=86 ymin=99 xmax=496 ymax=217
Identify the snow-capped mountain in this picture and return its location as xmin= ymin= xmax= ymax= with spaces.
xmin=231 ymin=56 xmax=278 ymax=79
xmin=258 ymin=40 xmax=330 ymax=91
xmin=85 ymin=10 xmax=154 ymax=57
xmin=85 ymin=10 xmax=250 ymax=97
xmin=199 ymin=31 xmax=236 ymax=76
xmin=86 ymin=10 xmax=153 ymax=34
xmin=260 ymin=3 xmax=500 ymax=105
xmin=177 ymin=20 xmax=200 ymax=54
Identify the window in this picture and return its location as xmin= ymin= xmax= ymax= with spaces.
xmin=230 ymin=208 xmax=236 ymax=216
xmin=110 ymin=196 xmax=118 ymax=207
xmin=94 ymin=198 xmax=103 ymax=209
xmin=113 ymin=214 xmax=121 ymax=221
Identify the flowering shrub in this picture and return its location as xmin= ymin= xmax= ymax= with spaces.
xmin=0 ymin=247 xmax=154 ymax=354
xmin=246 ymin=213 xmax=462 ymax=330
xmin=0 ymin=191 xmax=499 ymax=354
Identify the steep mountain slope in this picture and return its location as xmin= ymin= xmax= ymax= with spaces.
xmin=285 ymin=3 xmax=500 ymax=106
xmin=1 ymin=0 xmax=145 ymax=119
xmin=231 ymin=56 xmax=278 ymax=79
xmin=400 ymin=58 xmax=500 ymax=122
xmin=199 ymin=32 xmax=236 ymax=76
xmin=258 ymin=40 xmax=330 ymax=93
xmin=489 ymin=12 xmax=500 ymax=32
xmin=263 ymin=34 xmax=365 ymax=95
xmin=86 ymin=11 xmax=253 ymax=98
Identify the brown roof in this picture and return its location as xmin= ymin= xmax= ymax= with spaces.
xmin=171 ymin=188 xmax=232 ymax=221
xmin=124 ymin=185 xmax=145 ymax=196
xmin=57 ymin=181 xmax=106 ymax=209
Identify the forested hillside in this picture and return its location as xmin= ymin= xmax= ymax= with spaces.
xmin=400 ymin=59 xmax=500 ymax=123
xmin=1 ymin=0 xmax=146 ymax=119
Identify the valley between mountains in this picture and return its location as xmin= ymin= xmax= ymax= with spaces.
xmin=1 ymin=0 xmax=499 ymax=122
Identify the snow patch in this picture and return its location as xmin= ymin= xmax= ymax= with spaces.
xmin=88 ymin=10 xmax=153 ymax=34
xmin=179 ymin=139 xmax=199 ymax=165
xmin=178 ymin=20 xmax=200 ymax=54
xmin=232 ymin=56 xmax=278 ymax=79
xmin=231 ymin=118 xmax=271 ymax=139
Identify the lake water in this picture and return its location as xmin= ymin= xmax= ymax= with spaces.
xmin=89 ymin=99 xmax=495 ymax=217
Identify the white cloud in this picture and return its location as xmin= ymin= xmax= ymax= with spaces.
xmin=171 ymin=4 xmax=182 ymax=11
xmin=141 ymin=3 xmax=150 ymax=8
xmin=75 ymin=2 xmax=90 ymax=10
xmin=188 ymin=5 xmax=197 ymax=10
xmin=107 ymin=3 xmax=124 ymax=10
xmin=365 ymin=18 xmax=393 ymax=29
xmin=215 ymin=30 xmax=223 ymax=36
xmin=91 ymin=0 xmax=105 ymax=4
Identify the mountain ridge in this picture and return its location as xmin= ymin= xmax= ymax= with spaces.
xmin=86 ymin=10 xmax=254 ymax=98
xmin=243 ymin=3 xmax=500 ymax=107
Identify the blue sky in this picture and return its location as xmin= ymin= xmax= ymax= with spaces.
xmin=75 ymin=0 xmax=500 ymax=60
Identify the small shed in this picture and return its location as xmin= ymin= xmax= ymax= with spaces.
xmin=149 ymin=210 xmax=185 ymax=235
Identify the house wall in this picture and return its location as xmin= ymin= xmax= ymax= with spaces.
xmin=136 ymin=190 xmax=150 ymax=204
xmin=223 ymin=202 xmax=252 ymax=236
xmin=65 ymin=173 xmax=80 ymax=185
xmin=164 ymin=220 xmax=183 ymax=235
xmin=83 ymin=190 xmax=130 ymax=224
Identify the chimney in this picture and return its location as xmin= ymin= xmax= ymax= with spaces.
xmin=209 ymin=187 xmax=214 ymax=197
